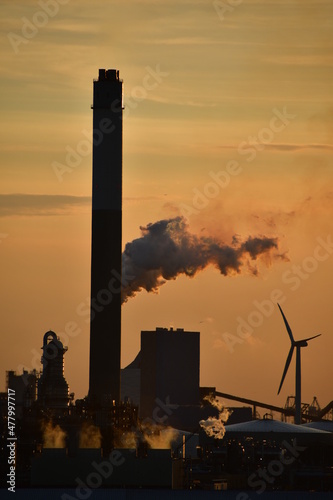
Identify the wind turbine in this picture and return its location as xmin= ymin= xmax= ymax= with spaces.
xmin=277 ymin=303 xmax=321 ymax=424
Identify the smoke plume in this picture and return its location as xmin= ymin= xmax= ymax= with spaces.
xmin=115 ymin=424 xmax=177 ymax=450
xmin=79 ymin=423 xmax=102 ymax=448
xmin=115 ymin=431 xmax=138 ymax=449
xmin=144 ymin=428 xmax=178 ymax=449
xmin=42 ymin=421 xmax=66 ymax=448
xmin=203 ymin=394 xmax=227 ymax=413
xmin=200 ymin=396 xmax=230 ymax=440
xmin=122 ymin=216 xmax=286 ymax=302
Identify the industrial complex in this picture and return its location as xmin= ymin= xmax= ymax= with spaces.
xmin=0 ymin=69 xmax=332 ymax=494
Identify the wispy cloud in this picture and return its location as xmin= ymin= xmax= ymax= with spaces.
xmin=0 ymin=194 xmax=90 ymax=217
xmin=261 ymin=55 xmax=333 ymax=67
xmin=263 ymin=143 xmax=333 ymax=152
xmin=124 ymin=195 xmax=165 ymax=205
xmin=147 ymin=94 xmax=217 ymax=108
xmin=151 ymin=37 xmax=224 ymax=46
xmin=218 ymin=143 xmax=333 ymax=152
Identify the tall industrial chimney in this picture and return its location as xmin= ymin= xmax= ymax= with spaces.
xmin=89 ymin=69 xmax=123 ymax=405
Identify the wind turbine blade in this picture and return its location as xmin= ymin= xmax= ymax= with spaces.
xmin=277 ymin=303 xmax=295 ymax=344
xmin=278 ymin=345 xmax=294 ymax=395
xmin=302 ymin=334 xmax=321 ymax=342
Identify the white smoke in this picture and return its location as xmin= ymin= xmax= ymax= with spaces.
xmin=203 ymin=394 xmax=225 ymax=413
xmin=200 ymin=396 xmax=230 ymax=440
xmin=122 ymin=216 xmax=286 ymax=302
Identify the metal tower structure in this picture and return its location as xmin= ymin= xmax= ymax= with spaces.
xmin=277 ymin=303 xmax=321 ymax=424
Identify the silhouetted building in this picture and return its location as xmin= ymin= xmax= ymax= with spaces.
xmin=38 ymin=331 xmax=70 ymax=408
xmin=6 ymin=369 xmax=38 ymax=418
xmin=2 ymin=67 xmax=333 ymax=493
xmin=140 ymin=327 xmax=200 ymax=421
xmin=121 ymin=351 xmax=141 ymax=406
xmin=31 ymin=448 xmax=172 ymax=488
xmin=89 ymin=68 xmax=123 ymax=405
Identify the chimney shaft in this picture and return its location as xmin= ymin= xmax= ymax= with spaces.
xmin=88 ymin=68 xmax=123 ymax=405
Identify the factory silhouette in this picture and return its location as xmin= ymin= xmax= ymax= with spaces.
xmin=1 ymin=69 xmax=333 ymax=495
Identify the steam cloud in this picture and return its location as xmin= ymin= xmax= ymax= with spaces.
xmin=122 ymin=216 xmax=286 ymax=302
xmin=199 ymin=396 xmax=230 ymax=440
xmin=115 ymin=423 xmax=177 ymax=450
xmin=42 ymin=421 xmax=66 ymax=448
xmin=145 ymin=428 xmax=178 ymax=449
xmin=115 ymin=431 xmax=137 ymax=449
xmin=79 ymin=423 xmax=102 ymax=448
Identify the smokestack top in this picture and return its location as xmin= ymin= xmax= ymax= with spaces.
xmin=98 ymin=68 xmax=120 ymax=81
xmin=155 ymin=327 xmax=186 ymax=333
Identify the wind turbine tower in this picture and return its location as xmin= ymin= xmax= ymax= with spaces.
xmin=277 ymin=303 xmax=321 ymax=425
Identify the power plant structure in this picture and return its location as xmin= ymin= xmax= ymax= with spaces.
xmin=140 ymin=327 xmax=200 ymax=414
xmin=37 ymin=331 xmax=70 ymax=409
xmin=1 ymin=68 xmax=333 ymax=493
xmin=89 ymin=69 xmax=123 ymax=406
xmin=139 ymin=327 xmax=202 ymax=429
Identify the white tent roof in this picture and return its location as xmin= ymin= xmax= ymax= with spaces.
xmin=302 ymin=421 xmax=333 ymax=433
xmin=225 ymin=418 xmax=327 ymax=434
xmin=224 ymin=417 xmax=333 ymax=444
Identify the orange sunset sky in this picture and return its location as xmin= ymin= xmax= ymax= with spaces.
xmin=0 ymin=0 xmax=332 ymax=411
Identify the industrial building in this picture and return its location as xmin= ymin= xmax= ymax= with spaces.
xmin=37 ymin=330 xmax=70 ymax=409
xmin=121 ymin=326 xmax=206 ymax=430
xmin=140 ymin=327 xmax=200 ymax=419
xmin=121 ymin=326 xmax=253 ymax=431
xmin=121 ymin=351 xmax=141 ymax=407
xmin=6 ymin=369 xmax=38 ymax=418
xmin=1 ymin=68 xmax=333 ymax=494
xmin=31 ymin=448 xmax=173 ymax=488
